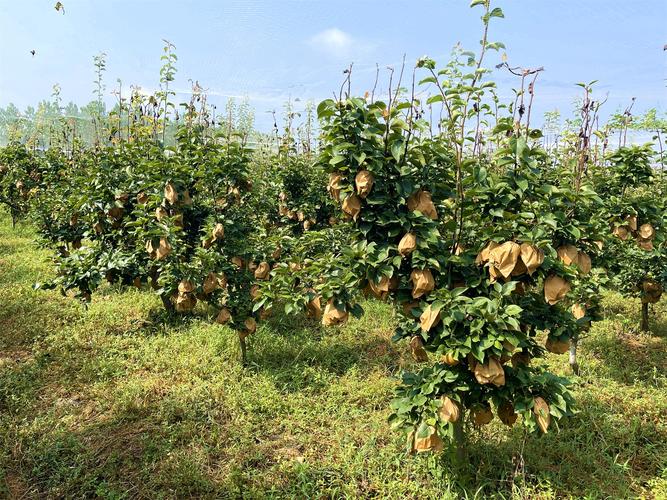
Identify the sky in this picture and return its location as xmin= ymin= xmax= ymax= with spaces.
xmin=0 ymin=0 xmax=665 ymax=131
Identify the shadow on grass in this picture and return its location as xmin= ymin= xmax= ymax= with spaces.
xmin=582 ymin=320 xmax=667 ymax=387
xmin=243 ymin=310 xmax=401 ymax=393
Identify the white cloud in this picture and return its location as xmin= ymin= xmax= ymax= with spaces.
xmin=309 ymin=28 xmax=356 ymax=58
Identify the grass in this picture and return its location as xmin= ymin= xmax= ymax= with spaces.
xmin=1 ymin=211 xmax=666 ymax=499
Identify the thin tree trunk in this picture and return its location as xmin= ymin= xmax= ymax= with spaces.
xmin=640 ymin=302 xmax=650 ymax=332
xmin=160 ymin=294 xmax=175 ymax=313
xmin=239 ymin=332 xmax=248 ymax=366
xmin=569 ymin=338 xmax=579 ymax=375
xmin=452 ymin=413 xmax=466 ymax=464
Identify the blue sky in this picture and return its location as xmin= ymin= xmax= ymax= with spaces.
xmin=0 ymin=0 xmax=665 ymax=131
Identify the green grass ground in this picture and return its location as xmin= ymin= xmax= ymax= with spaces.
xmin=1 ymin=212 xmax=666 ymax=499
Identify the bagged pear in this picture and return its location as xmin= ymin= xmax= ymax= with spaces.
xmin=639 ymin=223 xmax=655 ymax=240
xmin=216 ymin=307 xmax=232 ymax=324
xmin=511 ymin=351 xmax=531 ymax=368
xmin=254 ymin=262 xmax=270 ymax=280
xmin=306 ymin=293 xmax=322 ymax=318
xmin=521 ymin=243 xmax=544 ymax=275
xmin=212 ymin=223 xmax=224 ymax=241
xmin=164 ymin=182 xmax=178 ymax=204
xmin=613 ymin=225 xmax=629 ymax=240
xmin=244 ymin=317 xmax=257 ymax=334
xmin=178 ymin=280 xmax=195 ymax=294
xmin=498 ymin=402 xmax=518 ymax=426
xmin=342 ymin=194 xmax=362 ymax=221
xmin=441 ymin=353 xmax=459 ymax=366
xmin=641 ymin=280 xmax=663 ymax=303
xmin=438 ymin=396 xmax=460 ymax=423
xmin=410 ymin=336 xmax=429 ymax=362
xmin=327 ymin=172 xmax=343 ymax=201
xmin=473 ymin=357 xmax=505 ymax=386
xmin=533 ymin=397 xmax=551 ymax=433
xmin=203 ymin=272 xmax=225 ymax=294
xmin=544 ymin=275 xmax=570 ymax=305
xmin=410 ymin=269 xmax=435 ymax=299
xmin=545 ymin=336 xmax=570 ymax=354
xmin=488 ymin=241 xmax=521 ymax=279
xmin=398 ymin=232 xmax=417 ymax=257
xmin=638 ymin=238 xmax=654 ymax=251
xmin=420 ymin=304 xmax=441 ymax=332
xmin=155 ymin=206 xmax=168 ymax=221
xmin=355 ymin=170 xmax=374 ymax=198
xmin=407 ymin=190 xmax=438 ymax=220
xmin=412 ymin=427 xmax=444 ymax=453
xmin=472 ymin=404 xmax=494 ymax=426
xmin=557 ymin=244 xmax=578 ymax=266
xmin=574 ymin=251 xmax=592 ymax=274
xmin=367 ymin=275 xmax=391 ymax=300
xmin=181 ymin=189 xmax=192 ymax=206
xmin=475 ymin=241 xmax=500 ymax=265
xmin=174 ymin=293 xmax=196 ymax=313
xmin=322 ymin=300 xmax=349 ymax=326
xmin=625 ymin=215 xmax=638 ymax=231
xmin=571 ymin=303 xmax=586 ymax=320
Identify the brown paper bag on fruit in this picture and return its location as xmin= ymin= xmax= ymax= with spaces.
xmin=306 ymin=293 xmax=322 ymax=318
xmin=574 ymin=251 xmax=591 ymax=274
xmin=498 ymin=402 xmax=518 ymax=426
xmin=327 ymin=172 xmax=343 ymax=201
xmin=625 ymin=215 xmax=638 ymax=231
xmin=355 ymin=170 xmax=374 ymax=198
xmin=473 ymin=357 xmax=505 ymax=386
xmin=545 ymin=337 xmax=570 ymax=354
xmin=420 ymin=304 xmax=441 ymax=332
xmin=410 ymin=336 xmax=429 ymax=362
xmin=164 ymin=182 xmax=178 ymax=204
xmin=410 ymin=269 xmax=435 ymax=299
xmin=613 ymin=225 xmax=629 ymax=240
xmin=488 ymin=241 xmax=521 ymax=279
xmin=475 ymin=241 xmax=500 ymax=265
xmin=212 ymin=223 xmax=224 ymax=241
xmin=472 ymin=404 xmax=494 ymax=426
xmin=342 ymin=194 xmax=362 ymax=221
xmin=544 ymin=275 xmax=570 ymax=305
xmin=520 ymin=243 xmax=544 ymax=275
xmin=639 ymin=223 xmax=655 ymax=240
xmin=398 ymin=232 xmax=417 ymax=257
xmin=407 ymin=190 xmax=438 ymax=220
xmin=557 ymin=244 xmax=578 ymax=266
xmin=533 ymin=397 xmax=551 ymax=433
xmin=254 ymin=262 xmax=270 ymax=280
xmin=412 ymin=427 xmax=444 ymax=453
xmin=216 ymin=307 xmax=231 ymax=324
xmin=322 ymin=300 xmax=349 ymax=326
xmin=438 ymin=396 xmax=460 ymax=423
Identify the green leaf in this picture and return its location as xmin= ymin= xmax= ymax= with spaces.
xmin=489 ymin=7 xmax=504 ymax=18
xmin=505 ymin=304 xmax=522 ymax=315
xmin=391 ymin=140 xmax=404 ymax=162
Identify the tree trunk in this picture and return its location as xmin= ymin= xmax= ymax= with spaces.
xmin=238 ymin=332 xmax=248 ymax=366
xmin=160 ymin=294 xmax=175 ymax=313
xmin=452 ymin=413 xmax=466 ymax=465
xmin=569 ymin=337 xmax=579 ymax=375
xmin=640 ymin=302 xmax=650 ymax=332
